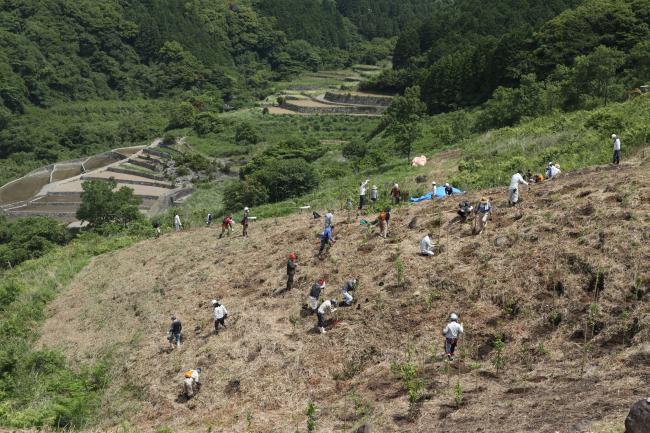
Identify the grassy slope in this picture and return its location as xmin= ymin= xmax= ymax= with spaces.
xmin=39 ymin=157 xmax=650 ymax=433
xmin=0 ymin=234 xmax=144 ymax=427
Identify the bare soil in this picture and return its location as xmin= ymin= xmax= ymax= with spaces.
xmin=40 ymin=159 xmax=650 ymax=433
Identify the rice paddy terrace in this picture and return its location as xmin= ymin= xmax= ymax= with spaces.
xmin=0 ymin=141 xmax=192 ymax=225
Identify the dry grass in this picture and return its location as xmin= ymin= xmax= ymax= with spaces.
xmin=38 ymin=159 xmax=650 ymax=433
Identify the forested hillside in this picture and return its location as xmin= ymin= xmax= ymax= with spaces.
xmin=365 ymin=0 xmax=650 ymax=116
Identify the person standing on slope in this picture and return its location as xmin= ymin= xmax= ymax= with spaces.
xmin=286 ymin=252 xmax=298 ymax=291
xmin=212 ymin=300 xmax=228 ymax=334
xmin=174 ymin=214 xmax=183 ymax=232
xmin=358 ymin=179 xmax=370 ymax=210
xmin=241 ymin=207 xmax=250 ymax=238
xmin=377 ymin=209 xmax=388 ymax=238
xmin=168 ymin=315 xmax=182 ymax=350
xmin=473 ymin=197 xmax=492 ymax=235
xmin=391 ymin=183 xmax=401 ymax=204
xmin=205 ymin=213 xmax=213 ymax=227
xmin=370 ymin=185 xmax=379 ymax=206
xmin=508 ymin=170 xmax=528 ymax=206
xmin=442 ymin=313 xmax=464 ymax=361
xmin=318 ymin=224 xmax=336 ymax=258
xmin=308 ymin=279 xmax=326 ymax=312
xmin=444 ymin=183 xmax=453 ymax=196
xmin=324 ymin=210 xmax=333 ymax=229
xmin=611 ymin=133 xmax=621 ymax=165
xmin=316 ymin=299 xmax=338 ymax=334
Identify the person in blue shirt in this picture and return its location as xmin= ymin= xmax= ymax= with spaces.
xmin=318 ymin=225 xmax=336 ymax=258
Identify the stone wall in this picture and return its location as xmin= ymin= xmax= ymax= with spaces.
xmin=280 ymin=101 xmax=384 ymax=116
xmin=323 ymin=92 xmax=392 ymax=107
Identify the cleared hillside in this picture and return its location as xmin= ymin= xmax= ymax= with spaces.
xmin=41 ymin=158 xmax=650 ymax=433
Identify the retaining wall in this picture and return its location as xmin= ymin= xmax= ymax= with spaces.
xmin=80 ymin=176 xmax=173 ymax=189
xmin=323 ymin=92 xmax=392 ymax=107
xmin=280 ymin=101 xmax=384 ymax=116
xmin=106 ymin=166 xmax=166 ymax=181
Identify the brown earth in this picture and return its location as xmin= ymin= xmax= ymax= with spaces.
xmin=40 ymin=158 xmax=650 ymax=433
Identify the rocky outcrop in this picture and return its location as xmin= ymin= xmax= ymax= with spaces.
xmin=625 ymin=398 xmax=650 ymax=433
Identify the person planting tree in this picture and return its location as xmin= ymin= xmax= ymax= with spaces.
xmin=442 ymin=313 xmax=464 ymax=361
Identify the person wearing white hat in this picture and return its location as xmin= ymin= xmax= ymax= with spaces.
xmin=391 ymin=183 xmax=401 ymax=204
xmin=212 ymin=300 xmax=228 ymax=334
xmin=370 ymin=185 xmax=378 ymax=205
xmin=444 ymin=183 xmax=453 ymax=196
xmin=611 ymin=134 xmax=621 ymax=165
xmin=508 ymin=170 xmax=528 ymax=206
xmin=442 ymin=313 xmax=464 ymax=361
xmin=431 ymin=181 xmax=437 ymax=198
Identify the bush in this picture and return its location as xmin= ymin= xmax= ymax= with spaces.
xmin=167 ymin=102 xmax=196 ymax=129
xmin=76 ymin=180 xmax=143 ymax=227
xmin=251 ymin=158 xmax=318 ymax=202
xmin=234 ymin=122 xmax=260 ymax=145
xmin=0 ymin=216 xmax=69 ymax=269
xmin=193 ymin=111 xmax=223 ymax=136
xmin=223 ymin=179 xmax=269 ymax=211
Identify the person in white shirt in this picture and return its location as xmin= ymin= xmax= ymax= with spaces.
xmin=358 ymin=179 xmax=370 ymax=210
xmin=508 ymin=170 xmax=528 ymax=205
xmin=611 ymin=133 xmax=621 ymax=165
xmin=545 ymin=162 xmax=561 ymax=179
xmin=442 ymin=313 xmax=464 ymax=361
xmin=212 ymin=300 xmax=228 ymax=334
xmin=174 ymin=214 xmax=182 ymax=232
xmin=317 ymin=299 xmax=337 ymax=334
xmin=420 ymin=233 xmax=435 ymax=256
xmin=324 ymin=211 xmax=333 ymax=229
xmin=431 ymin=180 xmax=437 ymax=197
xmin=182 ymin=367 xmax=202 ymax=398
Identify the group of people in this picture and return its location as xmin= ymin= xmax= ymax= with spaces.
xmin=169 ymin=132 xmax=623 ymax=401
xmin=168 ymin=300 xmax=228 ymax=398
xmin=306 ymin=278 xmax=358 ymax=333
xmin=167 ymin=208 xmax=250 ymax=239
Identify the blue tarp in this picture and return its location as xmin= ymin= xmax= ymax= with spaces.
xmin=409 ymin=186 xmax=464 ymax=203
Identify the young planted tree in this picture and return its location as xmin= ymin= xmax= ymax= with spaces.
xmin=491 ymin=336 xmax=506 ymax=377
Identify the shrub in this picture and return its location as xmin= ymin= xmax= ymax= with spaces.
xmin=250 ymin=158 xmax=318 ymax=203
xmin=234 ymin=122 xmax=260 ymax=145
xmin=193 ymin=111 xmax=223 ymax=136
xmin=76 ymin=180 xmax=143 ymax=227
xmin=167 ymin=102 xmax=196 ymax=129
xmin=223 ymin=179 xmax=269 ymax=211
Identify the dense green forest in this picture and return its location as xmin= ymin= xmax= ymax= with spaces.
xmin=366 ymin=0 xmax=650 ymax=117
xmin=0 ymin=0 xmax=403 ymax=185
